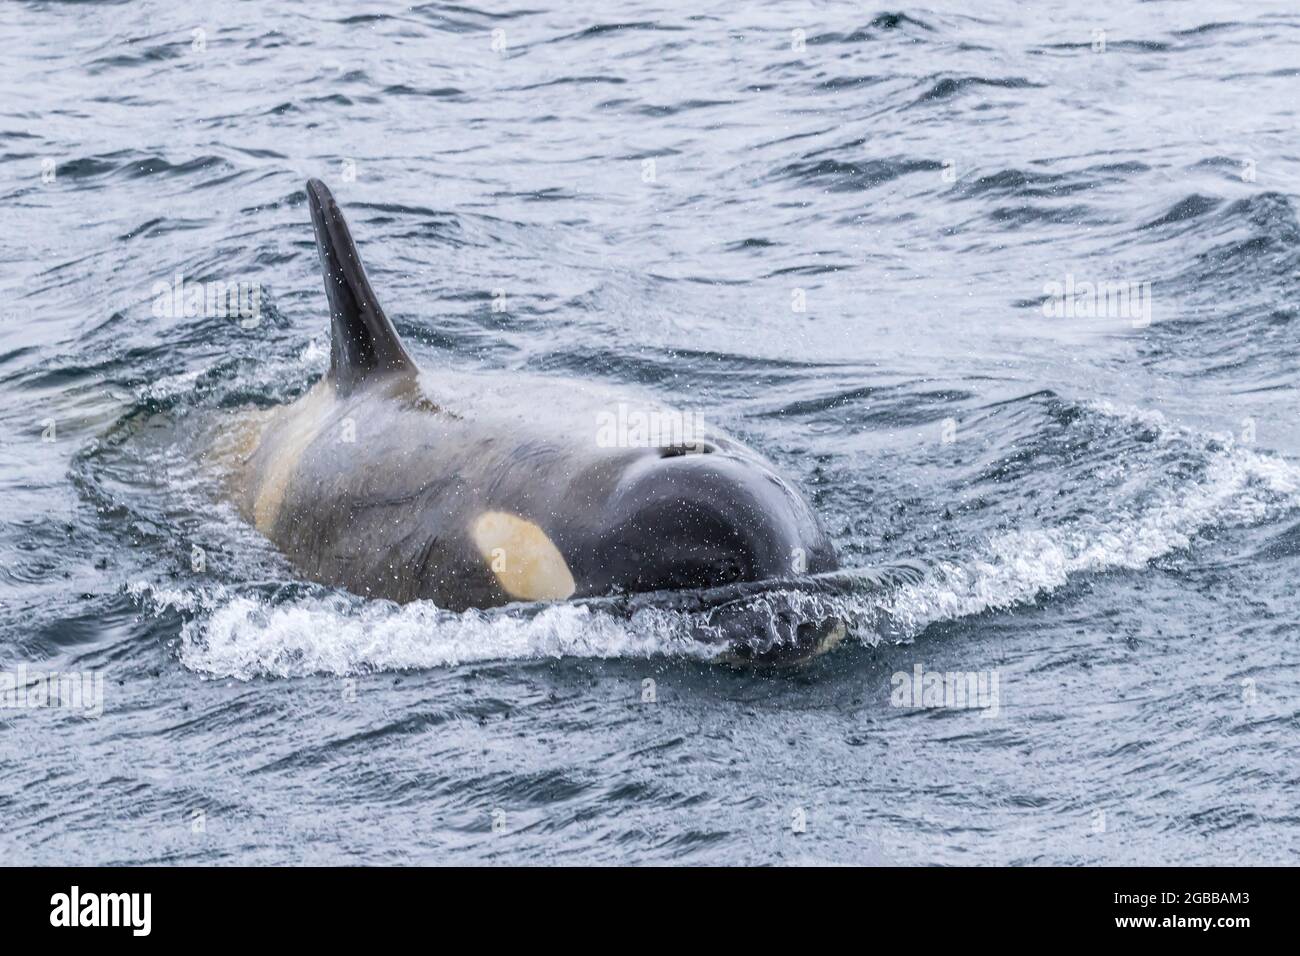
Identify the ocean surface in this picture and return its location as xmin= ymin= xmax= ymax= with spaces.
xmin=2 ymin=0 xmax=1299 ymax=865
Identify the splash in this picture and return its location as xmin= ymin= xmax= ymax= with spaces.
xmin=131 ymin=582 xmax=724 ymax=678
xmin=878 ymin=402 xmax=1300 ymax=634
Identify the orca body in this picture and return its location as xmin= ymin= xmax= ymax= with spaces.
xmin=218 ymin=180 xmax=845 ymax=663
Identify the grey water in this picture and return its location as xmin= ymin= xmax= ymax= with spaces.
xmin=2 ymin=0 xmax=1299 ymax=865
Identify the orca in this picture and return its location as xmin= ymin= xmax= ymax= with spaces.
xmin=215 ymin=179 xmax=845 ymax=664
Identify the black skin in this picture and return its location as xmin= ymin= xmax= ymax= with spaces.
xmin=217 ymin=180 xmax=844 ymax=664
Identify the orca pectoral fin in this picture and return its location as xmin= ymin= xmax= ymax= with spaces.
xmin=306 ymin=178 xmax=416 ymax=395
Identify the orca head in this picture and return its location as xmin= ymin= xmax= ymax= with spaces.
xmin=582 ymin=444 xmax=844 ymax=663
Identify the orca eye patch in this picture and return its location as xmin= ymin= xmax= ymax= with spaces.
xmin=471 ymin=511 xmax=576 ymax=602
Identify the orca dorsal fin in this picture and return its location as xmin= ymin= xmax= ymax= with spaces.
xmin=306 ymin=178 xmax=416 ymax=395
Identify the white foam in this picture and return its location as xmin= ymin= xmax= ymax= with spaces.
xmin=130 ymin=582 xmax=721 ymax=679
xmin=876 ymin=403 xmax=1300 ymax=635
xmin=137 ymin=337 xmax=328 ymax=405
xmin=137 ymin=366 xmax=205 ymax=403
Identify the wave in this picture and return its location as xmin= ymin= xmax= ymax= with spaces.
xmin=54 ymin=151 xmax=232 ymax=181
xmin=805 ymin=13 xmax=938 ymax=45
xmin=1139 ymin=191 xmax=1300 ymax=375
xmin=907 ymin=75 xmax=1044 ymax=107
xmin=133 ymin=583 xmax=726 ymax=677
xmin=885 ymin=408 xmax=1300 ymax=630
xmin=772 ymin=155 xmax=943 ymax=193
